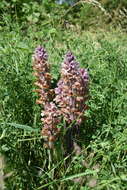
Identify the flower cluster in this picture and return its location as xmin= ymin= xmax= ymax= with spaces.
xmin=33 ymin=47 xmax=89 ymax=148
xmin=41 ymin=102 xmax=61 ymax=148
xmin=55 ymin=52 xmax=89 ymax=124
xmin=33 ymin=46 xmax=60 ymax=148
xmin=33 ymin=46 xmax=53 ymax=105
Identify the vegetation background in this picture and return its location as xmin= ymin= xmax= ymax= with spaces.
xmin=0 ymin=0 xmax=127 ymax=189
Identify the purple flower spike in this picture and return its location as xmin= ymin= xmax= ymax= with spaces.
xmin=33 ymin=48 xmax=89 ymax=149
xmin=33 ymin=45 xmax=54 ymax=105
xmin=35 ymin=46 xmax=48 ymax=61
xmin=55 ymin=52 xmax=89 ymax=125
xmin=66 ymin=52 xmax=75 ymax=62
xmin=61 ymin=52 xmax=79 ymax=77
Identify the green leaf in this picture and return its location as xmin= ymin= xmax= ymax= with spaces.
xmin=61 ymin=170 xmax=96 ymax=181
xmin=3 ymin=123 xmax=39 ymax=132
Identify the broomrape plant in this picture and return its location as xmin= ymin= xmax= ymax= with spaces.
xmin=33 ymin=46 xmax=89 ymax=149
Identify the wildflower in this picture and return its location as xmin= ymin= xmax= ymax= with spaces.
xmin=33 ymin=46 xmax=60 ymax=148
xmin=55 ymin=52 xmax=89 ymax=124
xmin=32 ymin=46 xmax=54 ymax=105
xmin=33 ymin=48 xmax=89 ymax=149
xmin=41 ymin=102 xmax=61 ymax=148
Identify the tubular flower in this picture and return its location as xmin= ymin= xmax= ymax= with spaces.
xmin=33 ymin=46 xmax=61 ymax=148
xmin=33 ymin=47 xmax=89 ymax=148
xmin=32 ymin=46 xmax=54 ymax=105
xmin=41 ymin=102 xmax=61 ymax=148
xmin=55 ymin=52 xmax=89 ymax=124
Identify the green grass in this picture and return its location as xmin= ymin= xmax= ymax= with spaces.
xmin=0 ymin=20 xmax=127 ymax=190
